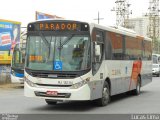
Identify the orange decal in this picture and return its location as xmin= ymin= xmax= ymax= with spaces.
xmin=29 ymin=56 xmax=35 ymax=61
xmin=29 ymin=55 xmax=42 ymax=61
xmin=129 ymin=61 xmax=142 ymax=90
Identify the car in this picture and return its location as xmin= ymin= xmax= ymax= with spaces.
xmin=152 ymin=64 xmax=160 ymax=77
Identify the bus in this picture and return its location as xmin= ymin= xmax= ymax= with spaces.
xmin=152 ymin=54 xmax=160 ymax=77
xmin=11 ymin=43 xmax=25 ymax=83
xmin=24 ymin=20 xmax=152 ymax=106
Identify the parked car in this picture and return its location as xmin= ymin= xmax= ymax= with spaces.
xmin=152 ymin=64 xmax=160 ymax=77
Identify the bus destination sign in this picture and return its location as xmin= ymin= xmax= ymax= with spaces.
xmin=28 ymin=22 xmax=89 ymax=32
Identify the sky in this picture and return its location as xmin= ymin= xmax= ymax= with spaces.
xmin=0 ymin=0 xmax=149 ymax=27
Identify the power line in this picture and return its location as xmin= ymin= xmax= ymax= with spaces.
xmin=93 ymin=11 xmax=104 ymax=24
xmin=111 ymin=0 xmax=132 ymax=28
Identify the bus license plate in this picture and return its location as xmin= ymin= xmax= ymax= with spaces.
xmin=46 ymin=91 xmax=58 ymax=96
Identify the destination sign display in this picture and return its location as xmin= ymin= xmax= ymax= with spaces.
xmin=39 ymin=23 xmax=79 ymax=31
xmin=27 ymin=21 xmax=89 ymax=32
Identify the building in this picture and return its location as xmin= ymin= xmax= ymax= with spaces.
xmin=0 ymin=19 xmax=21 ymax=84
xmin=127 ymin=17 xmax=160 ymax=53
xmin=127 ymin=17 xmax=149 ymax=37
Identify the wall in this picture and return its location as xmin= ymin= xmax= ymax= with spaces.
xmin=0 ymin=65 xmax=11 ymax=84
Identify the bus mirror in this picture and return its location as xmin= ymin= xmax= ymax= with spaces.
xmin=95 ymin=44 xmax=100 ymax=56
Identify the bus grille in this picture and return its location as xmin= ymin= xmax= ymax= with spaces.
xmin=30 ymin=73 xmax=78 ymax=79
xmin=36 ymin=83 xmax=72 ymax=87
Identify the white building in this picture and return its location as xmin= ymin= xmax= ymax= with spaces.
xmin=127 ymin=17 xmax=149 ymax=37
xmin=127 ymin=17 xmax=160 ymax=53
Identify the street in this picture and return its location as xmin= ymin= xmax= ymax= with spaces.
xmin=0 ymin=77 xmax=160 ymax=114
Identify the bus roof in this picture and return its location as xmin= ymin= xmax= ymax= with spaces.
xmin=90 ymin=23 xmax=152 ymax=42
xmin=29 ymin=19 xmax=86 ymax=24
xmin=27 ymin=19 xmax=152 ymax=42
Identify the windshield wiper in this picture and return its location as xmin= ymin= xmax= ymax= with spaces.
xmin=39 ymin=32 xmax=52 ymax=59
xmin=38 ymin=32 xmax=50 ymax=48
xmin=57 ymin=35 xmax=74 ymax=49
xmin=34 ymin=25 xmax=50 ymax=48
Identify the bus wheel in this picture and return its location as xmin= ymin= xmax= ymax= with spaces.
xmin=132 ymin=76 xmax=141 ymax=95
xmin=96 ymin=81 xmax=110 ymax=106
xmin=45 ymin=99 xmax=57 ymax=105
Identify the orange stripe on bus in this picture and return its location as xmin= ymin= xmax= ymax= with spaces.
xmin=129 ymin=61 xmax=142 ymax=90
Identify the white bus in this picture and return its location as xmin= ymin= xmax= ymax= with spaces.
xmin=24 ymin=20 xmax=152 ymax=106
xmin=11 ymin=43 xmax=25 ymax=83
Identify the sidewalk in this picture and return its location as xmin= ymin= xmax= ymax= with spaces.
xmin=0 ymin=83 xmax=23 ymax=89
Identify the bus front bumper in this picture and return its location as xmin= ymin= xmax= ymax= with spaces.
xmin=11 ymin=75 xmax=24 ymax=83
xmin=24 ymin=82 xmax=91 ymax=101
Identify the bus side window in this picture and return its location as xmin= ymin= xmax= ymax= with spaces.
xmin=105 ymin=32 xmax=112 ymax=60
xmin=92 ymin=29 xmax=104 ymax=75
xmin=95 ymin=42 xmax=101 ymax=62
xmin=94 ymin=30 xmax=104 ymax=62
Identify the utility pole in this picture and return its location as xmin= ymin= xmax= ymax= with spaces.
xmin=147 ymin=0 xmax=160 ymax=54
xmin=94 ymin=11 xmax=104 ymax=24
xmin=111 ymin=0 xmax=131 ymax=28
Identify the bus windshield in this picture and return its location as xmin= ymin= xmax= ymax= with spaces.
xmin=12 ymin=45 xmax=25 ymax=69
xmin=26 ymin=34 xmax=91 ymax=71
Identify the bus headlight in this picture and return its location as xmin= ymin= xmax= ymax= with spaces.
xmin=11 ymin=70 xmax=15 ymax=76
xmin=24 ymin=77 xmax=37 ymax=87
xmin=70 ymin=77 xmax=90 ymax=89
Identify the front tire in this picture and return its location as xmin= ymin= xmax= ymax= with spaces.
xmin=96 ymin=81 xmax=110 ymax=106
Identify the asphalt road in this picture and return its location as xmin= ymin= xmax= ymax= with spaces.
xmin=0 ymin=77 xmax=160 ymax=114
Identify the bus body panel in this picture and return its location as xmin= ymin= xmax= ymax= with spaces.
xmin=141 ymin=61 xmax=152 ymax=86
xmin=24 ymin=71 xmax=92 ymax=100
xmin=94 ymin=60 xmax=152 ymax=96
xmin=24 ymin=82 xmax=91 ymax=101
xmin=24 ymin=70 xmax=105 ymax=101
xmin=11 ymin=74 xmax=24 ymax=83
xmin=24 ymin=59 xmax=152 ymax=101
